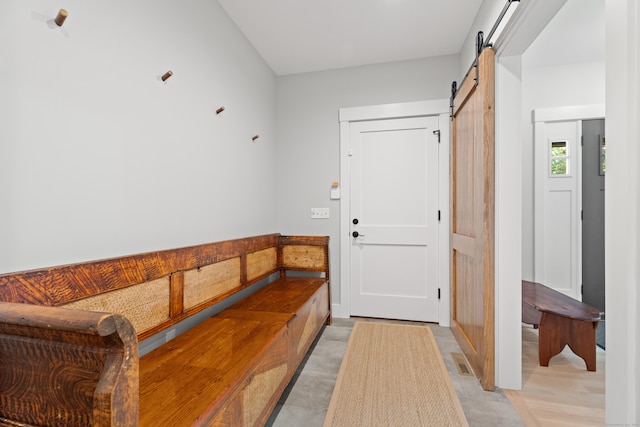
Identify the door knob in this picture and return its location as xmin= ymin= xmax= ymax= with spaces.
xmin=352 ymin=231 xmax=365 ymax=238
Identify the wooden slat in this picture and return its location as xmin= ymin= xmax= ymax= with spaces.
xmin=451 ymin=234 xmax=475 ymax=256
xmin=169 ymin=272 xmax=184 ymax=318
xmin=452 ymin=70 xmax=477 ymax=117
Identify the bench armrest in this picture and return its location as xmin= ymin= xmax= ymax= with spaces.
xmin=0 ymin=302 xmax=139 ymax=427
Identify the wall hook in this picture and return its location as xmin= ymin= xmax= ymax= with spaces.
xmin=55 ymin=9 xmax=68 ymax=27
xmin=161 ymin=71 xmax=173 ymax=82
xmin=216 ymin=107 xmax=225 ymax=115
xmin=252 ymin=135 xmax=260 ymax=142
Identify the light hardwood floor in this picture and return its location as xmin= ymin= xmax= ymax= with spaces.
xmin=505 ymin=324 xmax=605 ymax=427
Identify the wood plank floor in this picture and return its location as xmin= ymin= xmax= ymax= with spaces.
xmin=505 ymin=324 xmax=605 ymax=427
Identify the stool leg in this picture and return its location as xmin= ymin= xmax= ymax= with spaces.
xmin=538 ymin=313 xmax=598 ymax=371
xmin=538 ymin=312 xmax=568 ymax=367
xmin=566 ymin=320 xmax=598 ymax=371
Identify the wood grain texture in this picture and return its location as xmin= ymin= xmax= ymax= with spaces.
xmin=0 ymin=234 xmax=330 ymax=426
xmin=522 ymin=281 xmax=600 ymax=371
xmin=0 ymin=302 xmax=138 ymax=427
xmin=63 ymin=276 xmax=170 ymax=335
xmin=279 ymin=236 xmax=330 ymax=276
xmin=0 ymin=234 xmax=281 ymax=342
xmin=0 ymin=234 xmax=280 ymax=306
xmin=246 ymin=247 xmax=277 ymax=282
xmin=450 ymin=47 xmax=495 ymax=391
xmin=138 ymin=316 xmax=291 ymax=427
xmin=183 ymin=257 xmax=241 ymax=310
xmin=225 ymin=277 xmax=330 ymax=365
xmin=505 ymin=324 xmax=605 ymax=426
xmin=169 ymin=272 xmax=185 ymax=318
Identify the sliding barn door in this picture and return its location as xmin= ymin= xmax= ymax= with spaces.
xmin=450 ymin=47 xmax=495 ymax=391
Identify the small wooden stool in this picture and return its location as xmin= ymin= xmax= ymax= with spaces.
xmin=522 ymin=280 xmax=601 ymax=371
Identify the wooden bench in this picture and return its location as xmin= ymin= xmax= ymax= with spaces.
xmin=522 ymin=280 xmax=601 ymax=371
xmin=0 ymin=234 xmax=330 ymax=426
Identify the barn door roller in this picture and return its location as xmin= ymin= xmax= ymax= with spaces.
xmin=450 ymin=0 xmax=520 ymax=118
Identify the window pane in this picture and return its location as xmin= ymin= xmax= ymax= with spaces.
xmin=551 ymin=141 xmax=567 ymax=157
xmin=551 ymin=159 xmax=567 ymax=175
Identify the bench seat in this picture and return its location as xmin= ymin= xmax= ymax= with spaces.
xmin=225 ymin=277 xmax=330 ymax=365
xmin=138 ymin=277 xmax=331 ymax=427
xmin=139 ymin=314 xmax=293 ymax=426
xmin=522 ymin=280 xmax=601 ymax=371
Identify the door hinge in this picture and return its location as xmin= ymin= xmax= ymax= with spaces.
xmin=581 ymin=210 xmax=583 ymax=220
xmin=433 ymin=129 xmax=441 ymax=143
xmin=438 ymin=210 xmax=441 ymax=222
xmin=581 ymin=284 xmax=584 ymax=295
xmin=438 ymin=288 xmax=441 ymax=300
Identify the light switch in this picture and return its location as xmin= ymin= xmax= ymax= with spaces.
xmin=311 ymin=208 xmax=330 ymax=219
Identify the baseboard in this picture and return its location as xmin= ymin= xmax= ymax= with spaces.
xmin=331 ymin=303 xmax=349 ymax=319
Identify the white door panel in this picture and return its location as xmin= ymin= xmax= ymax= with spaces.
xmin=349 ymin=116 xmax=439 ymax=322
xmin=355 ymin=245 xmax=429 ymax=296
xmin=534 ymin=120 xmax=580 ymax=299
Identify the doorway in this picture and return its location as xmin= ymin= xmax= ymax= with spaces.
xmin=338 ymin=100 xmax=450 ymax=325
xmin=582 ymin=118 xmax=605 ymax=349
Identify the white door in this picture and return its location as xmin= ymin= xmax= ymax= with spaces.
xmin=534 ymin=119 xmax=581 ymax=299
xmin=349 ymin=116 xmax=439 ymax=322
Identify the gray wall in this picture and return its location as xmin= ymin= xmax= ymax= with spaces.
xmin=0 ymin=0 xmax=277 ymax=273
xmin=275 ymin=55 xmax=459 ymax=307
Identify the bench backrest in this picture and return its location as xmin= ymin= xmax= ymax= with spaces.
xmin=0 ymin=234 xmax=329 ymax=341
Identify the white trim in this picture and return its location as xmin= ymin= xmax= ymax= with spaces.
xmin=339 ymin=100 xmax=450 ymax=325
xmin=532 ymin=106 xmax=605 ymax=306
xmin=339 ymin=120 xmax=351 ymax=320
xmin=533 ymin=104 xmax=606 ymax=123
xmin=438 ymin=112 xmax=451 ymax=327
xmin=605 ymin=0 xmax=640 ymax=422
xmin=339 ymin=100 xmax=449 ymax=122
xmin=494 ymin=54 xmax=523 ymax=390
xmin=491 ymin=0 xmax=583 ymax=392
xmin=494 ymin=0 xmax=567 ymax=57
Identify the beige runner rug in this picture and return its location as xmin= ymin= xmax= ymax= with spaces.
xmin=323 ymin=322 xmax=469 ymax=427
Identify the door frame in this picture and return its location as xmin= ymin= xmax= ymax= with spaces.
xmin=491 ymin=0 xmax=571 ymax=390
xmin=338 ymin=100 xmax=450 ymax=325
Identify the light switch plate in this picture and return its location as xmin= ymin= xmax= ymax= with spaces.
xmin=311 ymin=208 xmax=330 ymax=219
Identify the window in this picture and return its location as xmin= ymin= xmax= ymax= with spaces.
xmin=550 ymin=140 xmax=569 ymax=176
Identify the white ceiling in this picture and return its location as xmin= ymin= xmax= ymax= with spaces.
xmin=217 ymin=0 xmax=483 ymax=76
